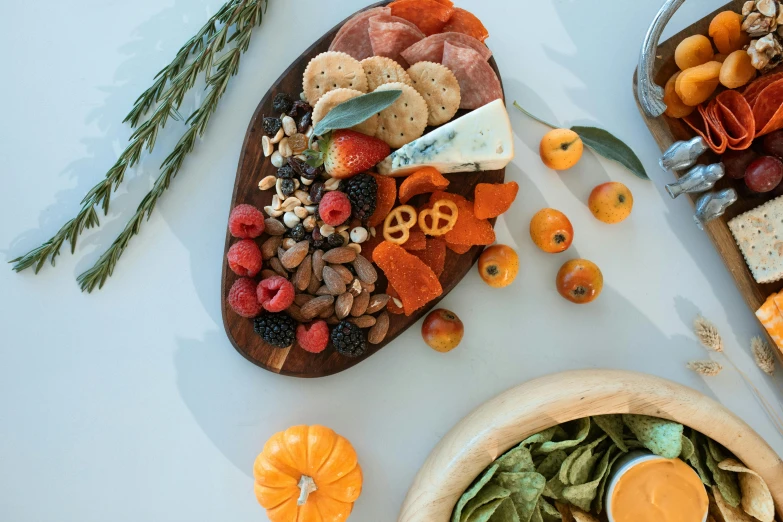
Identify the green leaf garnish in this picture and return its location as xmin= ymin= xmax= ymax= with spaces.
xmin=312 ymin=90 xmax=401 ymax=137
xmin=513 ymin=101 xmax=648 ymax=180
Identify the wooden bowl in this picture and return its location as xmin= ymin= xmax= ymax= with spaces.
xmin=397 ymin=369 xmax=783 ymax=521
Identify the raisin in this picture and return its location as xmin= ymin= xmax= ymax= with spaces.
xmin=289 ymin=223 xmax=306 ymax=242
xmin=288 ymin=100 xmax=312 ymax=119
xmin=298 ymin=111 xmax=313 ymax=133
xmin=289 ymin=133 xmax=308 ymax=154
xmin=290 ymin=156 xmax=324 ymax=181
xmin=280 ymin=178 xmax=296 ymax=197
xmin=272 ymin=93 xmax=293 ymax=114
xmin=263 ymin=117 xmax=282 ymax=136
xmin=327 ymin=233 xmax=344 ymax=248
xmin=309 ymin=182 xmax=325 ymax=204
xmin=312 ymin=227 xmax=324 ymax=242
xmin=277 ymin=163 xmax=295 ymax=179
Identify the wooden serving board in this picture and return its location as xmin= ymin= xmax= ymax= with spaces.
xmin=398 ymin=370 xmax=783 ymax=522
xmin=633 ymin=0 xmax=783 ymax=350
xmin=221 ymin=2 xmax=504 ymax=377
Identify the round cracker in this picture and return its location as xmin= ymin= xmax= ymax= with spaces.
xmin=361 ymin=56 xmax=412 ymax=91
xmin=312 ymin=88 xmax=379 ymax=136
xmin=407 ymin=61 xmax=461 ymax=126
xmin=302 ymin=51 xmax=368 ymax=105
xmin=373 ymin=82 xmax=428 ymax=148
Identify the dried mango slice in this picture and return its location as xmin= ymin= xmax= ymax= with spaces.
xmin=369 ymin=173 xmax=397 ymax=227
xmin=474 ymin=181 xmax=519 ymax=219
xmin=411 ymin=237 xmax=447 ymax=277
xmin=389 ymin=0 xmax=453 ymax=36
xmin=386 ymin=284 xmax=405 ymax=315
xmin=447 ymin=241 xmax=472 ymax=254
xmin=442 ymin=7 xmax=489 ymax=42
xmin=403 ymin=225 xmax=427 ymax=251
xmin=360 ymin=231 xmax=384 ymax=262
xmin=428 ymin=191 xmax=495 ymax=246
xmin=399 ymin=167 xmax=451 ymax=204
xmin=373 ymin=241 xmax=443 ymax=316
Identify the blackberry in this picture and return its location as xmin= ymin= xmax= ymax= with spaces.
xmin=272 ymin=93 xmax=294 ymax=114
xmin=327 ymin=233 xmax=344 ymax=248
xmin=341 ymin=174 xmax=378 ymax=221
xmin=289 ymin=223 xmax=306 ymax=242
xmin=263 ymin=117 xmax=282 ymax=137
xmin=280 ymin=178 xmax=296 ymax=197
xmin=331 ymin=321 xmax=367 ymax=358
xmin=253 ymin=313 xmax=296 ymax=348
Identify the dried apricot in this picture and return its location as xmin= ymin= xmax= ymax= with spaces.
xmin=403 ymin=225 xmax=427 ymax=251
xmin=474 ymin=181 xmax=519 ymax=219
xmin=360 ymin=231 xmax=384 ymax=262
xmin=663 ymin=72 xmax=695 ymax=118
xmin=675 ymin=61 xmax=722 ymax=106
xmin=709 ymin=11 xmax=744 ymax=55
xmin=720 ymin=50 xmax=757 ymax=89
xmin=399 ymin=167 xmax=450 ymax=204
xmin=446 ymin=242 xmax=471 ymax=254
xmin=411 ymin=238 xmax=446 ymax=277
xmin=428 ymin=192 xmax=495 ymax=246
xmin=714 ymin=53 xmax=728 ymax=63
xmin=368 ymin=173 xmax=397 ymax=228
xmin=373 ymin=241 xmax=443 ymax=316
xmin=674 ymin=35 xmax=714 ymax=70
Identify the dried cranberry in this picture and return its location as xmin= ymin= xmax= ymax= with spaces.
xmin=272 ymin=93 xmax=293 ymax=114
xmin=262 ymin=117 xmax=282 ymax=136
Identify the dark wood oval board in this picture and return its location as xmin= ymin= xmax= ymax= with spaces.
xmin=221 ymin=1 xmax=505 ymax=377
xmin=633 ymin=0 xmax=783 ymax=360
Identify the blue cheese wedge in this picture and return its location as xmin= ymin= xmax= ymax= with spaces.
xmin=376 ymin=99 xmax=514 ymax=176
xmin=728 ymin=196 xmax=783 ymax=284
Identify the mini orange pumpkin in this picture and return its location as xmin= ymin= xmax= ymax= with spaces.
xmin=253 ymin=425 xmax=362 ymax=522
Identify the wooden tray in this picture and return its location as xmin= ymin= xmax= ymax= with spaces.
xmin=221 ymin=2 xmax=505 ymax=377
xmin=398 ymin=369 xmax=783 ymax=522
xmin=633 ymin=0 xmax=783 ymax=347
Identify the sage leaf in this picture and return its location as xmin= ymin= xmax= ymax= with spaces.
xmin=571 ymin=126 xmax=648 ymax=179
xmin=312 ymin=90 xmax=401 ymax=136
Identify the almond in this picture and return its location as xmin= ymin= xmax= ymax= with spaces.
xmin=294 ymin=294 xmax=314 ymax=307
xmin=269 ymin=257 xmax=288 ymax=277
xmin=348 ymin=315 xmax=376 ymax=328
xmin=330 ymin=264 xmax=354 ymax=284
xmin=326 ymin=315 xmax=341 ymax=325
xmin=335 ymin=292 xmax=354 ymax=320
xmin=368 ymin=312 xmax=389 ymax=344
xmin=352 ymin=255 xmax=378 ymax=284
xmin=280 ymin=240 xmax=309 ymax=270
xmin=261 ymin=236 xmax=283 ymax=259
xmin=288 ymin=303 xmax=307 ymax=323
xmin=300 ymin=295 xmax=334 ymax=320
xmin=261 ymin=269 xmax=278 ymax=280
xmin=316 ymin=285 xmax=332 ymax=296
xmin=265 ymin=218 xmax=286 ymax=236
xmin=293 ymin=255 xmax=312 ymax=291
xmin=312 ymin=249 xmax=325 ymax=281
xmin=318 ymin=304 xmax=335 ymax=319
xmin=321 ymin=247 xmax=357 ymax=264
xmin=322 ymin=265 xmax=347 ymax=295
xmin=360 ymin=281 xmax=375 ymax=293
xmin=366 ymin=294 xmax=390 ymax=314
xmin=307 ymin=274 xmax=322 ymax=295
xmin=348 ymin=278 xmax=363 ymax=297
xmin=351 ymin=290 xmax=370 ymax=317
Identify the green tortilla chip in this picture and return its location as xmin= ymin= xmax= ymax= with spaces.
xmin=680 ymin=434 xmax=695 ymax=461
xmin=497 ymin=444 xmax=535 ymax=473
xmin=529 ymin=504 xmax=543 ymax=522
xmin=462 ymin=484 xmax=512 ymax=522
xmin=595 ymin=446 xmax=623 ymax=513
xmin=494 ymin=472 xmax=547 ymax=522
xmin=537 ymin=419 xmax=591 ymax=454
xmin=542 ymin=473 xmax=566 ymax=501
xmin=568 ymin=436 xmax=607 ymax=485
xmin=561 ymin=477 xmax=602 ymax=512
xmin=622 ymin=414 xmax=683 ymax=459
xmin=707 ymin=438 xmax=733 ymax=463
xmin=520 ymin=427 xmax=559 ymax=447
xmin=453 ymin=464 xmax=501 ymax=522
xmin=685 ymin=431 xmax=713 ymax=486
xmin=558 ymin=447 xmax=588 ymax=485
xmin=468 ymin=498 xmax=507 ymax=522
xmin=536 ymin=450 xmax=567 ymax=480
xmin=592 ymin=415 xmax=628 ymax=452
xmin=704 ymin=446 xmax=742 ymax=508
xmin=538 ymin=498 xmax=562 ymax=522
xmin=488 ymin=498 xmax=520 ymax=522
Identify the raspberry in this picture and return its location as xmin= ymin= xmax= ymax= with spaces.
xmin=228 ymin=204 xmax=265 ymax=238
xmin=296 ymin=321 xmax=330 ymax=353
xmin=227 ymin=278 xmax=263 ymax=318
xmin=227 ymin=239 xmax=262 ymax=277
xmin=257 ymin=275 xmax=295 ymax=312
xmin=318 ymin=190 xmax=352 ymax=226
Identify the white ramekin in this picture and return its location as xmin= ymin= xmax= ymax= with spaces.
xmin=605 ymin=451 xmax=708 ymax=522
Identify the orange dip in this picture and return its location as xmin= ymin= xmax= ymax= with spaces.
xmin=611 ymin=458 xmax=708 ymax=522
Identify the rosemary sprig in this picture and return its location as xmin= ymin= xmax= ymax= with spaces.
xmin=77 ymin=1 xmax=264 ymax=292
xmin=10 ymin=0 xmax=262 ymax=276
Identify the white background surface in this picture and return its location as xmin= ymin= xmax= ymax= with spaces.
xmin=2 ymin=0 xmax=783 ymax=520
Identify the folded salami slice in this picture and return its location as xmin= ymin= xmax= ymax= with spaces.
xmin=684 ymin=104 xmax=728 ymax=154
xmin=713 ymin=90 xmax=754 ymax=149
xmin=329 ymin=6 xmax=392 ymax=60
xmin=400 ymin=32 xmax=491 ymax=65
xmin=368 ymin=15 xmax=426 ymax=68
xmin=743 ymin=72 xmax=783 ymax=108
xmin=752 ymin=79 xmax=783 ymax=136
xmin=441 ymin=41 xmax=501 ymax=109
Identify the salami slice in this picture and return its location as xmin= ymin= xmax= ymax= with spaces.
xmin=713 ymin=90 xmax=754 ymax=149
xmin=743 ymin=72 xmax=783 ymax=108
xmin=389 ymin=0 xmax=454 ymax=36
xmin=368 ymin=16 xmax=426 ymax=68
xmin=400 ymin=32 xmax=491 ymax=65
xmin=683 ymin=104 xmax=727 ymax=154
xmin=329 ymin=6 xmax=391 ymax=60
xmin=441 ymin=41 xmax=502 ymax=109
xmin=752 ymin=79 xmax=783 ymax=136
xmin=442 ymin=7 xmax=489 ymax=42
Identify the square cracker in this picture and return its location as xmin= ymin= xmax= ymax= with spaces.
xmin=728 ymin=195 xmax=783 ymax=283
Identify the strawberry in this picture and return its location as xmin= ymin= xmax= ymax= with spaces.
xmin=305 ymin=130 xmax=391 ymax=179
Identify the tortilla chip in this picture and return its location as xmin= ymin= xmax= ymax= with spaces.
xmin=622 ymin=414 xmax=683 ymax=459
xmin=489 ymin=498 xmax=520 ymax=522
xmin=494 ymin=472 xmax=547 ymax=522
xmin=570 ymin=507 xmax=600 ymax=522
xmin=462 ymin=484 xmax=513 ymax=522
xmin=537 ymin=418 xmax=591 ymax=454
xmin=543 ymin=473 xmax=566 ymax=501
xmin=536 ymin=450 xmax=567 ymax=480
xmin=520 ymin=427 xmax=559 ymax=448
xmin=708 ymin=438 xmax=733 ymax=463
xmin=567 ymin=436 xmax=607 ymax=485
xmin=687 ymin=431 xmax=714 ymax=486
xmin=705 ymin=448 xmax=742 ymax=508
xmin=594 ymin=446 xmax=623 ymax=513
xmin=680 ymin=434 xmax=696 ymax=461
xmin=592 ymin=415 xmax=628 ymax=452
xmin=453 ymin=464 xmax=500 ymax=522
xmin=561 ymin=477 xmax=602 ymax=512
xmin=497 ymin=444 xmax=535 ymax=473
xmin=554 ymin=502 xmax=574 ymax=522
xmin=529 ymin=504 xmax=543 ymax=522
xmin=712 ymin=486 xmax=757 ymax=522
xmin=538 ymin=498 xmax=562 ymax=522
xmin=717 ymin=459 xmax=775 ymax=522
xmin=468 ymin=497 xmax=508 ymax=522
